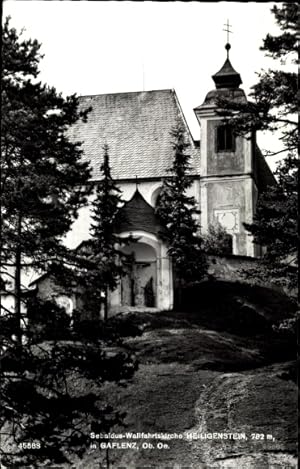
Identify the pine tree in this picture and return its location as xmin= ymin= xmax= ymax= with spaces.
xmin=1 ymin=17 xmax=91 ymax=341
xmin=216 ymin=4 xmax=298 ymax=296
xmin=0 ymin=334 xmax=136 ymax=466
xmin=88 ymin=144 xmax=126 ymax=320
xmin=244 ymin=153 xmax=298 ymax=294
xmin=156 ymin=123 xmax=207 ymax=308
xmin=217 ymin=4 xmax=297 ymax=156
xmin=0 ymin=20 xmax=137 ymax=466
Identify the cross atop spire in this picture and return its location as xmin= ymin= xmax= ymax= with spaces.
xmin=223 ymin=19 xmax=232 ymax=43
xmin=212 ymin=21 xmax=242 ymax=90
xmin=223 ymin=19 xmax=232 ymax=58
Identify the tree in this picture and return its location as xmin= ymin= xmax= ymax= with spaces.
xmin=0 ymin=19 xmax=138 ymax=466
xmin=217 ymin=4 xmax=298 ymax=296
xmin=156 ymin=123 xmax=207 ymax=308
xmin=202 ymin=223 xmax=233 ymax=256
xmin=1 ymin=17 xmax=91 ymax=342
xmin=84 ymin=144 xmax=127 ymax=321
xmin=244 ymin=152 xmax=298 ymax=294
xmin=0 ymin=328 xmax=137 ymax=467
xmin=218 ymin=3 xmax=297 ymax=157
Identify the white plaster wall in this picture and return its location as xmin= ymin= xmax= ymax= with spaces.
xmin=200 ymin=182 xmax=208 ymax=232
xmin=1 ymin=293 xmax=27 ymax=316
xmin=243 ymin=133 xmax=253 ymax=173
xmin=122 ymin=242 xmax=156 ymax=262
xmin=186 ymin=180 xmax=201 ymax=210
xmin=159 ymin=242 xmax=173 ymax=310
xmin=200 ymin=119 xmax=208 ymax=177
xmin=64 ymin=179 xmax=200 ymax=250
xmin=244 ymin=177 xmax=255 ymax=257
xmin=110 ymin=230 xmax=173 ymax=312
xmin=1 ymin=262 xmax=45 ymax=291
xmin=64 ymin=181 xmax=164 ymax=250
xmin=64 ymin=202 xmax=93 ymax=249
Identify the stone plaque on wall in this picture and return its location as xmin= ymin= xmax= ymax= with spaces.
xmin=214 ymin=209 xmax=240 ymax=233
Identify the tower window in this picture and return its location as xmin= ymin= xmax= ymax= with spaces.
xmin=216 ymin=125 xmax=235 ymax=152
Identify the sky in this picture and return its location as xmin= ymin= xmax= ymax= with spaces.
xmin=3 ymin=1 xmax=289 ymax=170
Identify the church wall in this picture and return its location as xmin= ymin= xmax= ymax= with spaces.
xmin=207 ymin=120 xmax=245 ymax=175
xmin=34 ymin=277 xmax=76 ymax=314
xmin=64 ymin=181 xmax=161 ymax=250
xmin=118 ymin=180 xmax=200 ymax=209
xmin=64 ymin=178 xmax=201 ymax=250
xmin=205 ymin=177 xmax=254 ymax=256
xmin=252 ymin=182 xmax=262 ymax=257
xmin=109 ymin=231 xmax=173 ymax=314
xmin=64 ymin=202 xmax=94 ymax=250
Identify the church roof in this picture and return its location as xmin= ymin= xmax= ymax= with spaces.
xmin=195 ymin=45 xmax=245 ymax=108
xmin=255 ymin=145 xmax=277 ymax=191
xmin=212 ymin=57 xmax=242 ymax=89
xmin=115 ymin=189 xmax=164 ymax=237
xmin=67 ymin=89 xmax=200 ymax=181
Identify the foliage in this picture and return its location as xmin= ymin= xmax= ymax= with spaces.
xmin=89 ymin=144 xmax=126 ymax=289
xmin=0 ymin=20 xmax=138 ymax=467
xmin=202 ymin=223 xmax=233 ymax=255
xmin=1 ymin=16 xmax=91 ymax=263
xmin=75 ymin=144 xmax=128 ymax=320
xmin=72 ymin=315 xmax=143 ymax=344
xmin=1 ymin=17 xmax=92 ymax=338
xmin=26 ymin=297 xmax=71 ymax=341
xmin=243 ymin=152 xmax=298 ymax=292
xmin=272 ymin=312 xmax=299 ymax=338
xmin=216 ymin=4 xmax=298 ymax=295
xmin=0 ymin=332 xmax=137 ymax=467
xmin=156 ymin=123 xmax=207 ymax=288
xmin=217 ymin=3 xmax=298 ymax=157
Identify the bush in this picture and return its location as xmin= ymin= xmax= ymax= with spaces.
xmin=272 ymin=311 xmax=299 ymax=338
xmin=203 ymin=223 xmax=233 ymax=255
xmin=72 ymin=313 xmax=143 ymax=343
xmin=26 ymin=297 xmax=71 ymax=341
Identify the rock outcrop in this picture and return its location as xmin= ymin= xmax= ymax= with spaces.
xmin=186 ymin=365 xmax=298 ymax=468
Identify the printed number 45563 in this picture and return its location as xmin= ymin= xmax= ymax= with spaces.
xmin=18 ymin=442 xmax=41 ymax=449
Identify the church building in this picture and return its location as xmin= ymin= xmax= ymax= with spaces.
xmin=36 ymin=45 xmax=275 ymax=315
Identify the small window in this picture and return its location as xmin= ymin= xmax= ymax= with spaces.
xmin=216 ymin=125 xmax=235 ymax=152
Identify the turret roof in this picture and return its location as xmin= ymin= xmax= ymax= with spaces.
xmin=212 ymin=57 xmax=242 ymax=89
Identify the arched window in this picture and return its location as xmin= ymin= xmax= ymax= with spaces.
xmin=216 ymin=124 xmax=235 ymax=152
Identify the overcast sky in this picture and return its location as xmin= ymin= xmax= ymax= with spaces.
xmin=3 ymin=1 xmax=288 ymax=169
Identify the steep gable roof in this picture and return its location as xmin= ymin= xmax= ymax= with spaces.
xmin=67 ymin=89 xmax=200 ymax=181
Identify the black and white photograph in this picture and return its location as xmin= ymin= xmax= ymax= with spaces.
xmin=0 ymin=1 xmax=298 ymax=468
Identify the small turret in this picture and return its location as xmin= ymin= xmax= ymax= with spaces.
xmin=212 ymin=43 xmax=242 ymax=89
xmin=197 ymin=42 xmax=247 ymax=108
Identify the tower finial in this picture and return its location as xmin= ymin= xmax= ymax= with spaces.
xmin=223 ymin=19 xmax=232 ymax=59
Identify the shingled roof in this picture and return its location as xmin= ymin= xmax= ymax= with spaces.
xmin=255 ymin=145 xmax=277 ymax=191
xmin=115 ymin=189 xmax=164 ymax=237
xmin=67 ymin=89 xmax=200 ymax=181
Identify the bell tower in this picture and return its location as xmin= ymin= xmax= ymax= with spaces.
xmin=194 ymin=40 xmax=257 ymax=257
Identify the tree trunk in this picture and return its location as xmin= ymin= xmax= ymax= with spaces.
xmin=177 ymin=279 xmax=183 ymax=311
xmin=104 ymin=286 xmax=108 ymax=322
xmin=174 ymin=275 xmax=183 ymax=311
xmin=14 ymin=213 xmax=22 ymax=345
